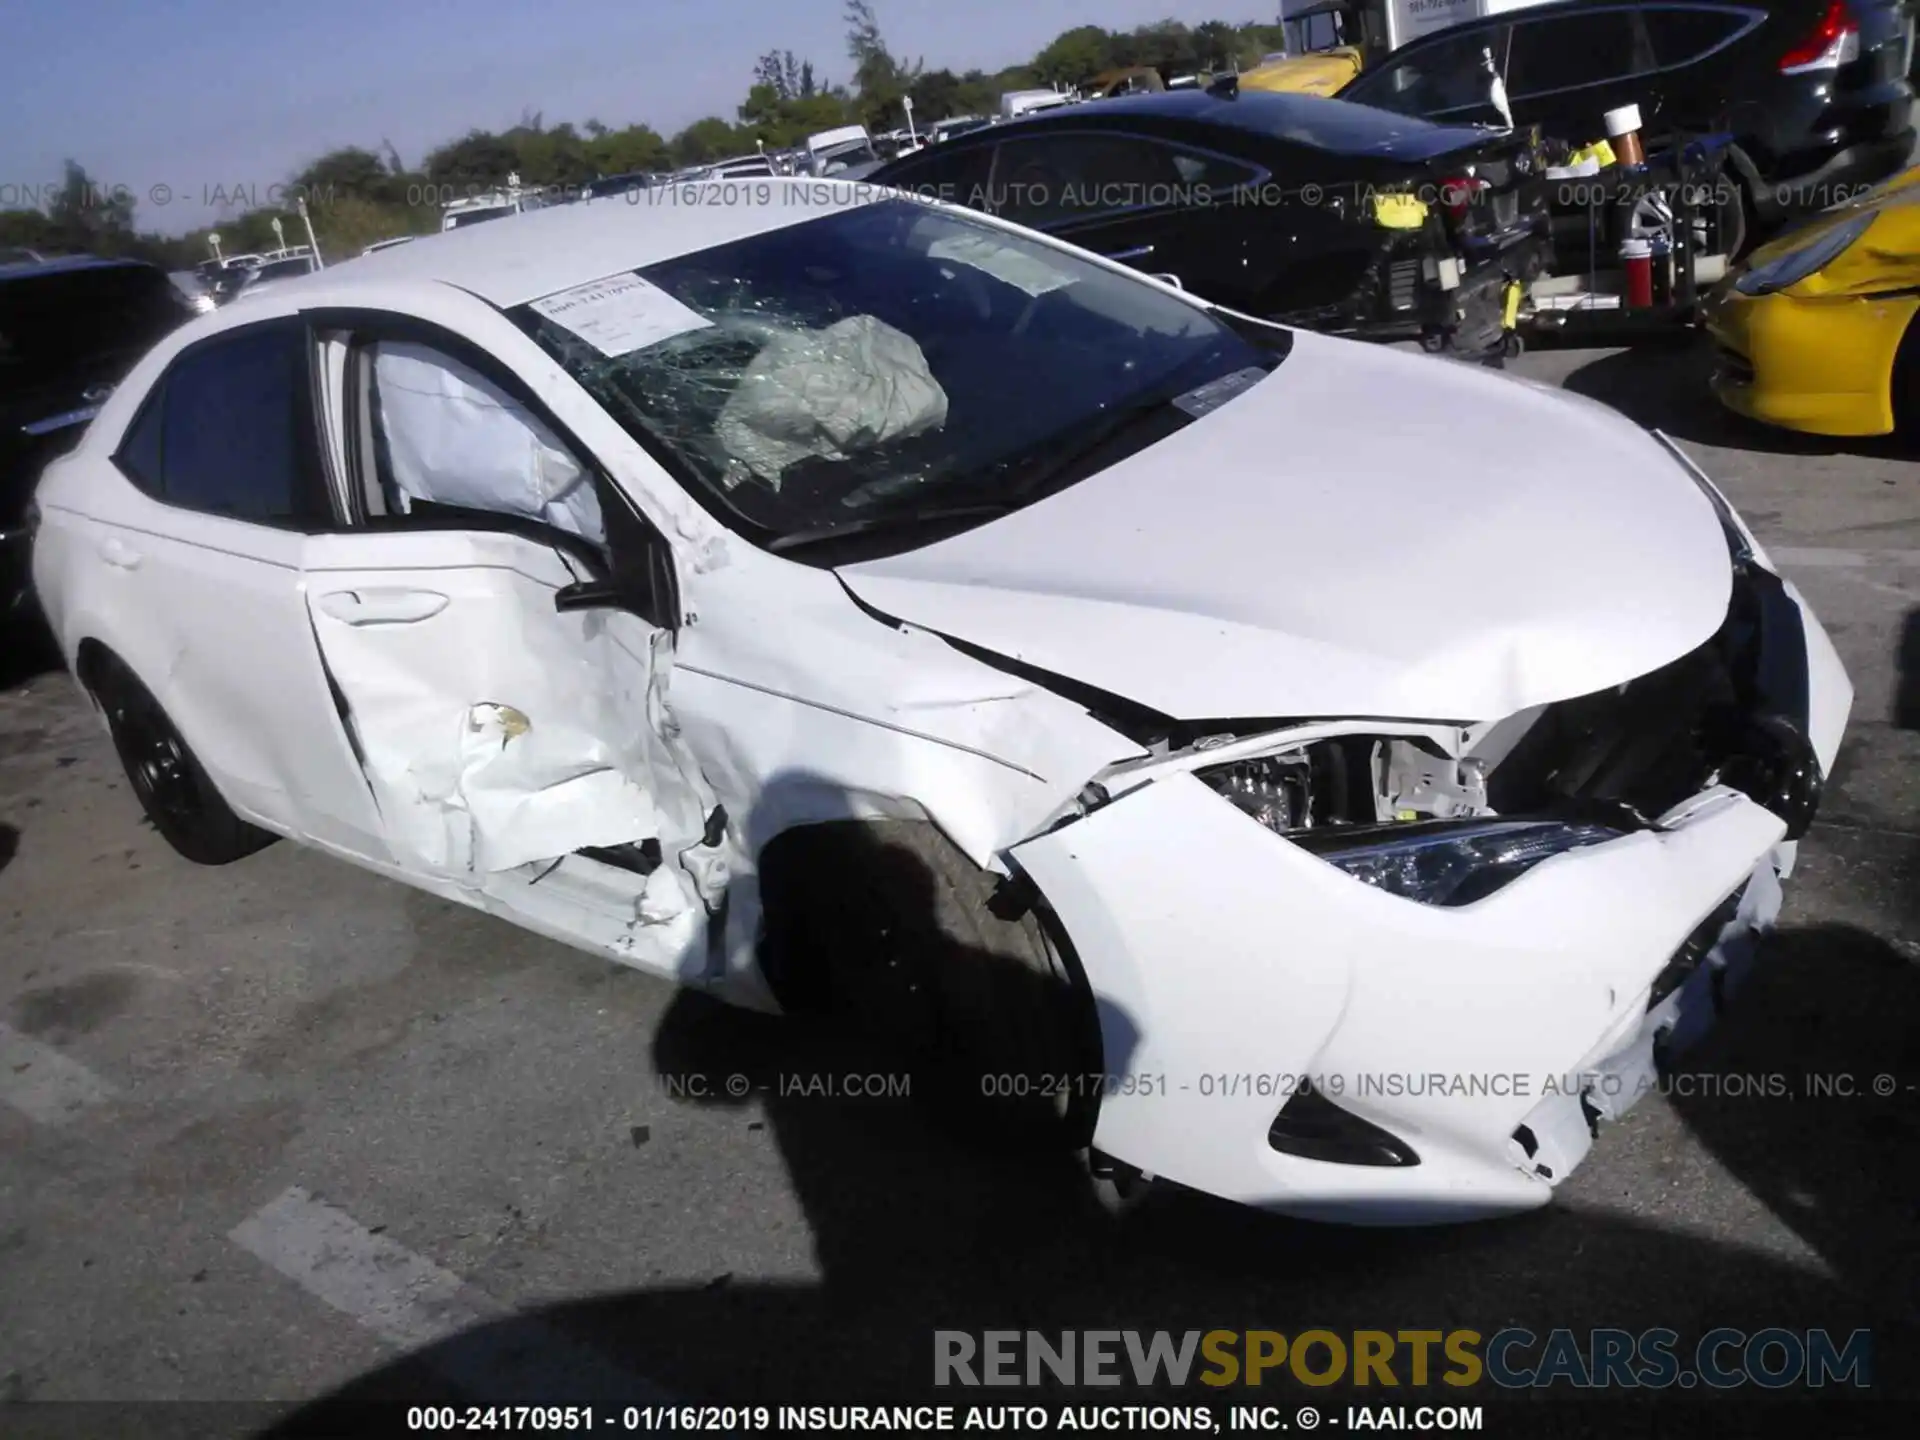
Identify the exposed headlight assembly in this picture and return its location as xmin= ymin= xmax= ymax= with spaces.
xmin=1196 ymin=749 xmax=1624 ymax=905
xmin=1293 ymin=818 xmax=1623 ymax=907
xmin=1734 ymin=211 xmax=1874 ymax=295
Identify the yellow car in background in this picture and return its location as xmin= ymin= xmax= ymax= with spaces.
xmin=1237 ymin=48 xmax=1365 ymax=98
xmin=1706 ymin=168 xmax=1920 ymax=437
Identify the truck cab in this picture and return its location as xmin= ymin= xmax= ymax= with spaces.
xmin=441 ymin=174 xmax=546 ymax=232
xmin=1240 ymin=0 xmax=1552 ymax=96
xmin=801 ymin=125 xmax=882 ymax=177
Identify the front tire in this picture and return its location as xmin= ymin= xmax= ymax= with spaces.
xmin=759 ymin=820 xmax=1094 ymax=1145
xmin=91 ymin=655 xmax=275 ymax=865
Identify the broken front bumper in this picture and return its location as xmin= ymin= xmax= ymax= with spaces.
xmin=1011 ymin=564 xmax=1850 ymax=1226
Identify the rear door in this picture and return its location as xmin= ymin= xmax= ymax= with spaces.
xmin=298 ymin=321 xmax=735 ymax=981
xmin=74 ymin=318 xmax=391 ymax=860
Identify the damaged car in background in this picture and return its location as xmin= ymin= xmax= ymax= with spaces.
xmin=870 ymin=87 xmax=1552 ymax=355
xmin=27 ymin=187 xmax=1850 ymax=1223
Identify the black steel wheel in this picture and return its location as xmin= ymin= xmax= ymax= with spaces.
xmin=93 ymin=656 xmax=275 ymax=865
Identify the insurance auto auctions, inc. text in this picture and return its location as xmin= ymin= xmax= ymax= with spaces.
xmin=763 ymin=1404 xmax=1479 ymax=1431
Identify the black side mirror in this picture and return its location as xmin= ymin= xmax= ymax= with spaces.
xmin=553 ymin=579 xmax=627 ymax=613
xmin=554 ymin=510 xmax=680 ymax=632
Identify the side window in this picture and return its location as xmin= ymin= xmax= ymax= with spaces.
xmin=880 ymin=143 xmax=997 ymax=210
xmin=1352 ymin=30 xmax=1510 ymax=118
xmin=120 ymin=322 xmax=332 ymax=524
xmin=992 ymin=135 xmax=1257 ymax=228
xmin=1641 ymin=5 xmax=1751 ymax=67
xmin=114 ymin=391 xmax=166 ymax=496
xmin=1506 ymin=12 xmax=1648 ymax=97
xmin=363 ymin=339 xmax=607 ymax=550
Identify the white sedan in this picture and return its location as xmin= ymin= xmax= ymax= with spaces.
xmin=28 ymin=183 xmax=1851 ymax=1223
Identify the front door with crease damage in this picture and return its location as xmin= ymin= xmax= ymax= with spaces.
xmin=299 ymin=524 xmax=732 ymax=984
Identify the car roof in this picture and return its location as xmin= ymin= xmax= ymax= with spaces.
xmin=0 ymin=253 xmax=163 ymax=285
xmin=1386 ymin=0 xmax=1791 ymax=42
xmin=263 ymin=180 xmax=882 ymax=309
xmin=987 ymin=87 xmax=1443 ymax=142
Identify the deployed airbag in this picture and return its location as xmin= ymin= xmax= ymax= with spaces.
xmin=713 ymin=315 xmax=948 ymax=485
xmin=373 ymin=341 xmax=606 ymax=543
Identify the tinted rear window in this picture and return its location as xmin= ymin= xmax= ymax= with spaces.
xmin=1642 ymin=5 xmax=1752 ymax=66
xmin=1505 ymin=12 xmax=1646 ymax=95
xmin=123 ymin=322 xmax=332 ymax=525
xmin=252 ymin=256 xmax=315 ymax=282
xmin=0 ymin=265 xmax=183 ymax=374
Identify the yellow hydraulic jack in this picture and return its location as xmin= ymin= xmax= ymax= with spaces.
xmin=1497 ymin=278 xmax=1525 ymax=358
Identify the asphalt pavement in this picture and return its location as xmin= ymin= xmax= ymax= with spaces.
xmin=1 ymin=336 xmax=1916 ymax=1437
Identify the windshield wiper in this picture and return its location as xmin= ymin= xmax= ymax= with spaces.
xmin=765 ymin=502 xmax=1014 ymax=554
xmin=970 ymin=352 xmax=1274 ymax=507
xmin=984 ymin=391 xmax=1194 ymax=506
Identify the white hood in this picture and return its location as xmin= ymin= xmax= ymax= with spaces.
xmin=837 ymin=332 xmax=1733 ymax=723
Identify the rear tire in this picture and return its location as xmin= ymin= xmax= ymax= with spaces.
xmin=91 ymin=655 xmax=276 ymax=865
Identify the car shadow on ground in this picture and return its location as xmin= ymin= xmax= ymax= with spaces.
xmin=0 ymin=621 xmax=60 ymax=694
xmin=258 ymin=889 xmax=1920 ymax=1437
xmin=0 ymin=822 xmax=16 ymax=877
xmin=1557 ymin=337 xmax=1914 ymax=459
xmin=1898 ymin=607 xmax=1920 ymax=732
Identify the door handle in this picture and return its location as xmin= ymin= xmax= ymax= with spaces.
xmin=1104 ymin=244 xmax=1156 ymax=262
xmin=97 ymin=537 xmax=142 ymax=570
xmin=317 ymin=588 xmax=450 ymax=625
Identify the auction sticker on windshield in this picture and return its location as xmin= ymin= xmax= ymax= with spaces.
xmin=529 ymin=273 xmax=713 ymax=356
xmin=924 ymin=229 xmax=1076 ymax=297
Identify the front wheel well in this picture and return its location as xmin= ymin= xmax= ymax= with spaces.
xmin=73 ymin=637 xmax=120 ymax=704
xmin=754 ymin=816 xmax=1105 ymax=1144
xmin=1890 ymin=311 xmax=1920 ymax=442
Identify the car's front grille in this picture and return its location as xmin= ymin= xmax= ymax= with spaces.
xmin=1485 ymin=563 xmax=1815 ymax=832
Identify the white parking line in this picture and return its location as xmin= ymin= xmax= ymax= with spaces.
xmin=231 ymin=1186 xmax=673 ymax=1405
xmin=0 ymin=1022 xmax=117 ymax=1124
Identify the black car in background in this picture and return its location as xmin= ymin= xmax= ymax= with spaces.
xmin=581 ymin=171 xmax=663 ymax=201
xmin=871 ymin=89 xmax=1551 ymax=350
xmin=1 ymin=256 xmax=191 ymax=632
xmin=1339 ymin=0 xmax=1916 ymax=239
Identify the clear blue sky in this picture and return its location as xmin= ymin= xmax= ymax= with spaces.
xmin=1 ymin=1 xmax=1284 ymax=235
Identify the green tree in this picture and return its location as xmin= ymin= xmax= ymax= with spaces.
xmin=670 ymin=116 xmax=746 ymax=165
xmin=585 ymin=124 xmax=671 ymax=176
xmin=844 ymin=0 xmax=919 ymax=129
xmin=45 ymin=161 xmax=139 ymax=255
xmin=1193 ymin=21 xmax=1240 ymax=68
xmin=1031 ymin=26 xmax=1113 ymax=88
xmin=290 ymin=147 xmax=397 ymax=207
xmin=906 ymin=69 xmax=967 ymax=122
xmin=422 ymin=130 xmax=522 ymax=191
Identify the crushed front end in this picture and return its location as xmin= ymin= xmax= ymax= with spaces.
xmin=1011 ymin=454 xmax=1851 ymax=1223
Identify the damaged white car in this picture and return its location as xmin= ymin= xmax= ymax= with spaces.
xmin=29 ymin=186 xmax=1851 ymax=1224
